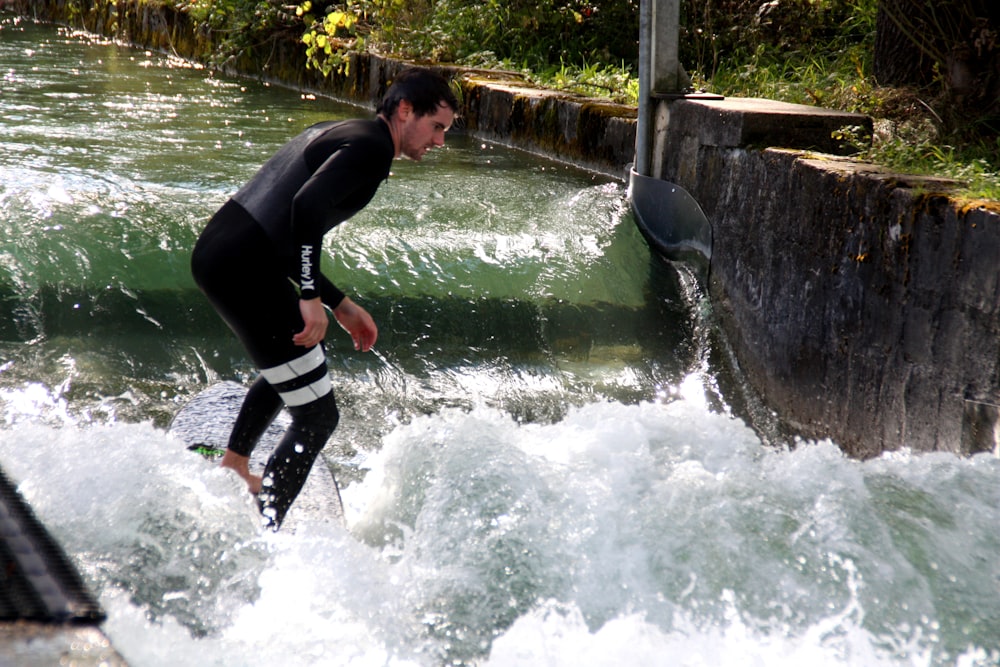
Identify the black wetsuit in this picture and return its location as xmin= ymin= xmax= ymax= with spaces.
xmin=191 ymin=117 xmax=394 ymax=529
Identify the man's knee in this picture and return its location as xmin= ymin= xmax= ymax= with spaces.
xmin=287 ymin=390 xmax=340 ymax=436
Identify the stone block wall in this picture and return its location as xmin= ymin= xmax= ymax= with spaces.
xmin=660 ymin=98 xmax=1000 ymax=457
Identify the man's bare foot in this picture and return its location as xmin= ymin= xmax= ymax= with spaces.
xmin=220 ymin=449 xmax=263 ymax=495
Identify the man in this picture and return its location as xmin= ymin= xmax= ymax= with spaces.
xmin=191 ymin=67 xmax=459 ymax=529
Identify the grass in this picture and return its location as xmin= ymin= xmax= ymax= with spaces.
xmin=454 ymin=51 xmax=640 ymax=106
xmin=693 ymin=42 xmax=1000 ymax=202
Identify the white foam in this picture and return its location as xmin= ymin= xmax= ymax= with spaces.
xmin=1 ymin=392 xmax=999 ymax=666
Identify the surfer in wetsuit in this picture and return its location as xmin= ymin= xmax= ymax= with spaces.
xmin=191 ymin=67 xmax=459 ymax=529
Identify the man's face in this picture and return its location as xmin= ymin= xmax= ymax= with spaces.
xmin=397 ymin=101 xmax=455 ymax=161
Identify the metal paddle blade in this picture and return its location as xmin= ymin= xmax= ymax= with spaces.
xmin=628 ymin=168 xmax=712 ymax=265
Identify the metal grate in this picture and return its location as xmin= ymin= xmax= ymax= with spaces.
xmin=0 ymin=467 xmax=104 ymax=624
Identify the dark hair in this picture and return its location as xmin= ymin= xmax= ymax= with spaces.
xmin=376 ymin=67 xmax=460 ymax=119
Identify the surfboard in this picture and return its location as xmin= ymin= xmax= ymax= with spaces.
xmin=168 ymin=381 xmax=346 ymax=528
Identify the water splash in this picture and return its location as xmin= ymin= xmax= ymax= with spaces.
xmin=1 ymin=387 xmax=999 ymax=666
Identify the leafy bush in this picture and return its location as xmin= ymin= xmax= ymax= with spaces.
xmin=370 ymin=0 xmax=638 ymax=75
xmin=299 ymin=0 xmax=367 ymax=76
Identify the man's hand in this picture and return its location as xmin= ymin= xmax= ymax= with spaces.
xmin=293 ymin=297 xmax=328 ymax=347
xmin=333 ymin=296 xmax=378 ymax=352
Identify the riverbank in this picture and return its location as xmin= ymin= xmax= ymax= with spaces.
xmin=3 ymin=0 xmax=636 ymax=178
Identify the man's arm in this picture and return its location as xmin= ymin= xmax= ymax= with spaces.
xmin=290 ymin=134 xmax=387 ymax=300
xmin=293 ymin=297 xmax=328 ymax=348
xmin=292 ymin=273 xmax=376 ymax=351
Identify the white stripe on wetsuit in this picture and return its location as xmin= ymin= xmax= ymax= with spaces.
xmin=259 ymin=346 xmax=331 ymax=407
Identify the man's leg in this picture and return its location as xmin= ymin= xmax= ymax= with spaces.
xmin=257 ymin=390 xmax=340 ymax=529
xmin=255 ymin=345 xmax=341 ymax=530
xmin=221 ymin=376 xmax=283 ymax=494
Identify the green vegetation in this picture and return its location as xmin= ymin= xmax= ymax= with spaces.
xmin=289 ymin=0 xmax=642 ymax=101
xmin=678 ymin=0 xmax=1000 ymax=200
xmin=174 ymin=0 xmax=998 ymax=200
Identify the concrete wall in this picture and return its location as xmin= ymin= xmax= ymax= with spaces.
xmin=659 ymin=97 xmax=1000 ymax=457
xmin=10 ymin=0 xmax=1000 ymax=457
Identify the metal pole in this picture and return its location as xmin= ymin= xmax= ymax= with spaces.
xmin=635 ymin=0 xmax=652 ymax=177
xmin=651 ymin=0 xmax=684 ymax=95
